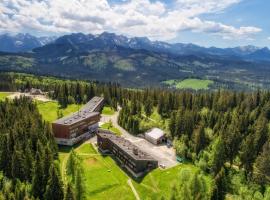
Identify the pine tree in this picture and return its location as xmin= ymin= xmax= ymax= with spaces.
xmin=66 ymin=150 xmax=77 ymax=182
xmin=65 ymin=183 xmax=76 ymax=200
xmin=193 ymin=126 xmax=206 ymax=155
xmin=253 ymin=141 xmax=270 ymax=185
xmin=31 ymin=152 xmax=44 ymax=199
xmin=11 ymin=148 xmax=26 ymax=181
xmin=75 ymin=167 xmax=85 ymax=200
xmin=210 ymin=137 xmax=226 ymax=175
xmin=44 ymin=163 xmax=64 ymax=200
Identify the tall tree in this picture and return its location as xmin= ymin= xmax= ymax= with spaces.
xmin=44 ymin=163 xmax=64 ymax=200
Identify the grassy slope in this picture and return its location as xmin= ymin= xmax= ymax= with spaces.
xmin=0 ymin=92 xmax=12 ymax=101
xmin=133 ymin=165 xmax=213 ymax=199
xmin=36 ymin=101 xmax=83 ymax=122
xmin=163 ymin=78 xmax=214 ymax=90
xmin=100 ymin=123 xmax=122 ymax=136
xmin=60 ymin=143 xmax=213 ymax=200
xmin=101 ymin=106 xmax=115 ymax=115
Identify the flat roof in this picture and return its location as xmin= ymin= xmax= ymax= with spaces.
xmin=53 ymin=111 xmax=99 ymax=125
xmin=53 ymin=96 xmax=104 ymax=125
xmin=82 ymin=96 xmax=104 ymax=113
xmin=145 ymin=128 xmax=165 ymax=140
xmin=98 ymin=131 xmax=156 ymax=161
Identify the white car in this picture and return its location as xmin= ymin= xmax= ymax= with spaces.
xmin=159 ymin=164 xmax=166 ymax=169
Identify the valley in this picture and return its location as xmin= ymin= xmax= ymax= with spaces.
xmin=0 ymin=32 xmax=270 ymax=90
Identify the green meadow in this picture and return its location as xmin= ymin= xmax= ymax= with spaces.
xmin=163 ymin=78 xmax=214 ymax=90
xmin=36 ymin=101 xmax=83 ymax=122
xmin=101 ymin=106 xmax=115 ymax=115
xmin=59 ymin=143 xmax=213 ymax=200
xmin=0 ymin=92 xmax=12 ymax=101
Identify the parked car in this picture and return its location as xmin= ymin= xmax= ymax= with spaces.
xmin=159 ymin=164 xmax=166 ymax=169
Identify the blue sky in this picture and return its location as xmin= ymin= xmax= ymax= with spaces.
xmin=0 ymin=0 xmax=269 ymax=47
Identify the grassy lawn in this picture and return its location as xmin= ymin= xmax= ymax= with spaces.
xmin=60 ymin=142 xmax=213 ymax=200
xmin=101 ymin=106 xmax=115 ymax=115
xmin=36 ymin=101 xmax=83 ymax=122
xmin=140 ymin=107 xmax=168 ymax=133
xmin=163 ymin=78 xmax=214 ymax=90
xmin=0 ymin=92 xmax=12 ymax=101
xmin=100 ymin=122 xmax=122 ymax=136
xmin=133 ymin=164 xmax=213 ymax=199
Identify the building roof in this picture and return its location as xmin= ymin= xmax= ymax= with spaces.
xmin=82 ymin=96 xmax=104 ymax=112
xmin=97 ymin=131 xmax=156 ymax=161
xmin=53 ymin=111 xmax=99 ymax=125
xmin=52 ymin=96 xmax=104 ymax=125
xmin=145 ymin=128 xmax=165 ymax=140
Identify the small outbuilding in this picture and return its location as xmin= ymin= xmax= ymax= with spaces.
xmin=145 ymin=128 xmax=166 ymax=145
xmin=30 ymin=88 xmax=43 ymax=95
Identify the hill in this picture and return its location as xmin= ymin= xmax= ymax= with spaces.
xmin=0 ymin=32 xmax=270 ymax=89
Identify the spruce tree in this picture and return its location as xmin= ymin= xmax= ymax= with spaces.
xmin=44 ymin=163 xmax=64 ymax=200
xmin=65 ymin=183 xmax=76 ymax=200
xmin=31 ymin=152 xmax=44 ymax=199
xmin=75 ymin=167 xmax=85 ymax=200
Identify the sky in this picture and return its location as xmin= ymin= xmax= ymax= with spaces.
xmin=0 ymin=0 xmax=269 ymax=47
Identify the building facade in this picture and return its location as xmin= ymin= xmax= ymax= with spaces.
xmin=52 ymin=96 xmax=104 ymax=146
xmin=97 ymin=130 xmax=158 ymax=178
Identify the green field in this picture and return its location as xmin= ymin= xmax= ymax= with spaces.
xmin=100 ymin=122 xmax=122 ymax=136
xmin=0 ymin=92 xmax=12 ymax=101
xmin=59 ymin=143 xmax=213 ymax=200
xmin=163 ymin=78 xmax=214 ymax=90
xmin=101 ymin=106 xmax=115 ymax=115
xmin=36 ymin=101 xmax=83 ymax=122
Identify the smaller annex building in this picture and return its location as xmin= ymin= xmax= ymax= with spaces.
xmin=97 ymin=130 xmax=158 ymax=178
xmin=145 ymin=128 xmax=166 ymax=145
xmin=52 ymin=96 xmax=104 ymax=146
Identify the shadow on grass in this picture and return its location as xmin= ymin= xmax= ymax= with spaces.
xmin=58 ymin=141 xmax=85 ymax=153
xmin=99 ymin=152 xmax=153 ymax=184
xmin=88 ymin=184 xmax=119 ymax=196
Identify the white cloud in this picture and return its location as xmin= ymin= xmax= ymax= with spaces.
xmin=268 ymin=37 xmax=270 ymax=40
xmin=0 ymin=0 xmax=262 ymax=41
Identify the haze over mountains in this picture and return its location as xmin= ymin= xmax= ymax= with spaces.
xmin=0 ymin=32 xmax=270 ymax=89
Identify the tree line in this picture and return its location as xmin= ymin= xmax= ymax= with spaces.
xmin=1 ymin=72 xmax=270 ymax=199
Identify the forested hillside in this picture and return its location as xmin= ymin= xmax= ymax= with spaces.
xmin=0 ymin=97 xmax=62 ymax=200
xmin=0 ymin=72 xmax=270 ymax=199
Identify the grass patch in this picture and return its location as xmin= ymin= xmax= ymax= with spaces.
xmin=133 ymin=164 xmax=213 ymax=199
xmin=0 ymin=92 xmax=12 ymax=101
xmin=101 ymin=106 xmax=115 ymax=115
xmin=114 ymin=59 xmax=135 ymax=71
xmin=61 ymin=143 xmax=213 ymax=200
xmin=100 ymin=123 xmax=122 ymax=136
xmin=36 ymin=101 xmax=83 ymax=122
xmin=163 ymin=78 xmax=214 ymax=90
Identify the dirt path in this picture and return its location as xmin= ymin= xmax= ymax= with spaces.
xmin=127 ymin=179 xmax=141 ymax=200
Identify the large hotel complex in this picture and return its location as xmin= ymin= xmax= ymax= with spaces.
xmin=52 ymin=96 xmax=158 ymax=176
xmin=97 ymin=130 xmax=158 ymax=177
xmin=52 ymin=96 xmax=104 ymax=146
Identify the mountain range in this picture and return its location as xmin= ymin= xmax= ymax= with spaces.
xmin=0 ymin=32 xmax=270 ymax=89
xmin=0 ymin=33 xmax=56 ymax=53
xmin=1 ymin=32 xmax=270 ymax=61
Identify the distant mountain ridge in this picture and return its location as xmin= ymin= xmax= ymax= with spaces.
xmin=32 ymin=32 xmax=270 ymax=61
xmin=0 ymin=33 xmax=56 ymax=53
xmin=0 ymin=32 xmax=270 ymax=90
xmin=0 ymin=32 xmax=269 ymax=61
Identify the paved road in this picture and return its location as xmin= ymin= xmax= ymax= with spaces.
xmin=100 ymin=109 xmax=178 ymax=168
